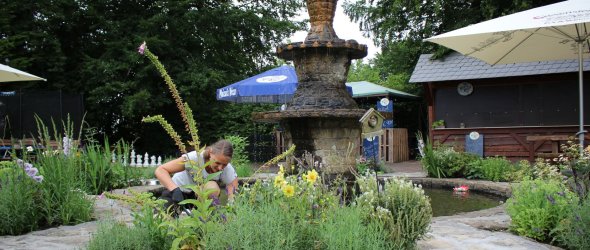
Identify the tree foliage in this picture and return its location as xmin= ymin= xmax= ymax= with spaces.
xmin=0 ymin=0 xmax=305 ymax=154
xmin=343 ymin=0 xmax=561 ymax=76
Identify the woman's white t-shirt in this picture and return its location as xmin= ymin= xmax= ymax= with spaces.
xmin=171 ymin=151 xmax=237 ymax=187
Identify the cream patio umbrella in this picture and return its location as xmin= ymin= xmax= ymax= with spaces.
xmin=425 ymin=0 xmax=590 ymax=148
xmin=0 ymin=63 xmax=46 ymax=82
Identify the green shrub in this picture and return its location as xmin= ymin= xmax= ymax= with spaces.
xmin=507 ymin=160 xmax=534 ymax=182
xmin=465 ymin=156 xmax=513 ymax=181
xmin=0 ymin=165 xmax=41 ymax=235
xmin=420 ymin=141 xmax=478 ymax=178
xmin=355 ymin=174 xmax=432 ymax=249
xmin=224 ymin=135 xmax=252 ymax=177
xmin=506 ymin=158 xmax=564 ymax=183
xmin=234 ymin=164 xmax=253 ymax=177
xmin=553 ymin=195 xmax=590 ymax=249
xmin=506 ymin=178 xmax=578 ymax=241
xmin=204 ymin=200 xmax=311 ymax=249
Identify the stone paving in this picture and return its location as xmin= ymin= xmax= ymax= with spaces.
xmin=0 ymin=161 xmax=562 ymax=250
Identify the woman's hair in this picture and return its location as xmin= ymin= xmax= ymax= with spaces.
xmin=209 ymin=139 xmax=233 ymax=158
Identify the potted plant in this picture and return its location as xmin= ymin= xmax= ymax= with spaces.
xmin=432 ymin=120 xmax=445 ymax=129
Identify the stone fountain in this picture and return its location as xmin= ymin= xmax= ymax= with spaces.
xmin=253 ymin=0 xmax=367 ymax=178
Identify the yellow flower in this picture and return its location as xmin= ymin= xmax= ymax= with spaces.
xmin=274 ymin=175 xmax=285 ymax=188
xmin=282 ymin=184 xmax=295 ymax=197
xmin=305 ymin=169 xmax=319 ymax=184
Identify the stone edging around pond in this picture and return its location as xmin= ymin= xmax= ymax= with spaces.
xmin=407 ymin=177 xmax=512 ymax=198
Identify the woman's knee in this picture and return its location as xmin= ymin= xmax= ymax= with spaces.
xmin=203 ymin=181 xmax=220 ymax=197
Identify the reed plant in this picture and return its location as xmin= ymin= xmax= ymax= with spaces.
xmin=87 ymin=221 xmax=167 ymax=250
xmin=33 ymin=115 xmax=93 ymax=226
xmin=36 ymin=152 xmax=93 ymax=226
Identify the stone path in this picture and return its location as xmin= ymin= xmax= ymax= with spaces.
xmin=0 ymin=162 xmax=562 ymax=249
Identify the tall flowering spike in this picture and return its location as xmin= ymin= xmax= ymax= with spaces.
xmin=138 ymin=41 xmax=146 ymax=55
xmin=183 ymin=102 xmax=200 ymax=148
xmin=139 ymin=42 xmax=196 ymax=142
xmin=142 ymin=115 xmax=187 ymax=154
xmin=264 ymin=145 xmax=296 ymax=166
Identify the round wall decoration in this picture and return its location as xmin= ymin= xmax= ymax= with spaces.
xmin=469 ymin=131 xmax=480 ymax=140
xmin=457 ymin=82 xmax=474 ymax=96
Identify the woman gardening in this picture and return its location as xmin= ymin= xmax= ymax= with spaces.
xmin=155 ymin=139 xmax=238 ymax=213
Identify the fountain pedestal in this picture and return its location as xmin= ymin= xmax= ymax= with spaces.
xmin=253 ymin=0 xmax=367 ymax=177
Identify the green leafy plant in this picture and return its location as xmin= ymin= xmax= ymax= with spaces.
xmin=0 ymin=163 xmax=41 ymax=235
xmin=553 ymin=195 xmax=590 ymax=249
xmin=420 ymin=138 xmax=475 ymax=178
xmin=204 ymin=162 xmax=394 ymax=249
xmin=431 ymin=119 xmax=445 ymax=128
xmin=129 ymin=42 xmax=223 ymax=249
xmin=465 ymin=156 xmax=514 ymax=182
xmin=355 ymin=173 xmax=432 ymax=249
xmin=506 ymin=178 xmax=578 ymax=241
xmin=556 ymin=140 xmax=590 ymax=201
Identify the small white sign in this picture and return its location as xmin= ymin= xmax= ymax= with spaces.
xmin=256 ymin=75 xmax=288 ymax=83
xmin=380 ymin=98 xmax=390 ymax=106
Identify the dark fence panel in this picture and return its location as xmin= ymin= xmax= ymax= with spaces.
xmin=246 ymin=133 xmax=277 ymax=163
xmin=0 ymin=90 xmax=84 ymax=139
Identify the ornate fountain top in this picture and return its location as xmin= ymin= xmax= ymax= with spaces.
xmin=277 ymin=0 xmax=367 ymax=60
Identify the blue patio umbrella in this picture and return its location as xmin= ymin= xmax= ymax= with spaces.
xmin=216 ymin=65 xmax=298 ymax=103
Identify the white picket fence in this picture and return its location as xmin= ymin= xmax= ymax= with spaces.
xmin=112 ymin=149 xmax=163 ymax=167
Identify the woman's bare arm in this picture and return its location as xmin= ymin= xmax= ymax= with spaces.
xmin=154 ymin=156 xmax=186 ymax=191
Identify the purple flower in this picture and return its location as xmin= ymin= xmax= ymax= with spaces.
xmin=16 ymin=159 xmax=43 ymax=183
xmin=546 ymin=195 xmax=556 ymax=205
xmin=220 ymin=213 xmax=227 ymax=223
xmin=63 ymin=136 xmax=72 ymax=156
xmin=25 ymin=167 xmax=38 ymax=177
xmin=32 ymin=175 xmax=43 ymax=183
xmin=138 ymin=42 xmax=146 ymax=55
xmin=209 ymin=195 xmax=220 ymax=207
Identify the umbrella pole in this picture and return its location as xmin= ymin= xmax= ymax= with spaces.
xmin=579 ymin=41 xmax=586 ymax=153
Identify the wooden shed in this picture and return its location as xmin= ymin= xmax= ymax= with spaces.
xmin=410 ymin=52 xmax=590 ymax=161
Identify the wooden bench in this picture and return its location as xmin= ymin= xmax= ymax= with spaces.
xmin=525 ymin=135 xmax=586 ymax=158
xmin=0 ymin=139 xmax=73 ymax=160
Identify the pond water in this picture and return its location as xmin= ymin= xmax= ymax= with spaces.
xmin=424 ymin=187 xmax=505 ymax=217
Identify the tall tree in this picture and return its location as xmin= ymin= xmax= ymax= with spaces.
xmin=0 ymin=0 xmax=305 ymax=154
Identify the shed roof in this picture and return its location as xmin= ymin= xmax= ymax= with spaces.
xmin=409 ymin=52 xmax=590 ymax=83
xmin=346 ymin=81 xmax=418 ymax=99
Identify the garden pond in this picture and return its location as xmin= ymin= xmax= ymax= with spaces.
xmin=423 ymin=187 xmax=505 ymax=217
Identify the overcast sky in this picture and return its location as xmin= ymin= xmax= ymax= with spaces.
xmin=287 ymin=1 xmax=381 ymax=61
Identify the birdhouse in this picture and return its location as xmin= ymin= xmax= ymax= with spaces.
xmin=359 ymin=108 xmax=385 ymax=138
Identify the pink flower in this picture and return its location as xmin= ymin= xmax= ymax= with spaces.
xmin=138 ymin=41 xmax=146 ymax=55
